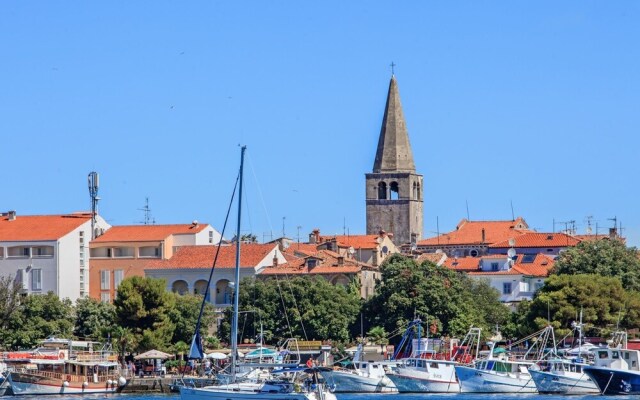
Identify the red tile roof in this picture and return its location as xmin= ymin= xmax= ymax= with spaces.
xmin=490 ymin=232 xmax=580 ymax=248
xmin=92 ymin=223 xmax=209 ymax=243
xmin=0 ymin=213 xmax=91 ymax=241
xmin=260 ymin=250 xmax=374 ymax=276
xmin=467 ymin=254 xmax=554 ymax=277
xmin=283 ymin=243 xmax=318 ymax=258
xmin=418 ymin=217 xmax=530 ymax=247
xmin=146 ymin=244 xmax=276 ymax=269
xmin=416 ymin=253 xmax=447 ymax=265
xmin=320 ymin=235 xmax=382 ymax=249
xmin=442 ymin=257 xmax=480 ymax=271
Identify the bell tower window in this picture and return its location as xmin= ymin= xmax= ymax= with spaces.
xmin=378 ymin=182 xmax=387 ymax=200
xmin=390 ymin=182 xmax=399 ymax=200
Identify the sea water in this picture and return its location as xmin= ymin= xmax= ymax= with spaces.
xmin=6 ymin=393 xmax=637 ymax=400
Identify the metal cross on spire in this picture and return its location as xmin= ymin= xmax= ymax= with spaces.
xmin=390 ymin=61 xmax=396 ymax=75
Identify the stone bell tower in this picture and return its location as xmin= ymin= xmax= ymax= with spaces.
xmin=365 ymin=75 xmax=423 ymax=246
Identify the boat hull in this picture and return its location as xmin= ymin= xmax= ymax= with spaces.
xmin=179 ymin=385 xmax=337 ymax=400
xmin=583 ymin=366 xmax=640 ymax=395
xmin=318 ymin=369 xmax=393 ymax=393
xmin=8 ymin=371 xmax=122 ymax=395
xmin=454 ymin=365 xmax=537 ymax=393
xmin=387 ymin=370 xmax=460 ymax=393
xmin=529 ymin=369 xmax=599 ymax=394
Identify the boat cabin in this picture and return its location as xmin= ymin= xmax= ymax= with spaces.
xmin=475 ymin=359 xmax=531 ymax=374
xmin=593 ymin=348 xmax=640 ymax=371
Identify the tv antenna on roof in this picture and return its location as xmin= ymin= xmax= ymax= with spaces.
xmin=88 ymin=171 xmax=100 ymax=239
xmin=138 ymin=197 xmax=155 ymax=225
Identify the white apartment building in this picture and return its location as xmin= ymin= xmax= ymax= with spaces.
xmin=0 ymin=211 xmax=110 ymax=301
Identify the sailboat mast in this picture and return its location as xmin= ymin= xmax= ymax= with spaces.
xmin=231 ymin=145 xmax=246 ymax=382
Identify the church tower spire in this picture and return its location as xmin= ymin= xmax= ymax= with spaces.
xmin=365 ymin=75 xmax=424 ymax=246
xmin=373 ymin=75 xmax=416 ymax=173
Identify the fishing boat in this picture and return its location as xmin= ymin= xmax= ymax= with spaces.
xmin=386 ymin=326 xmax=481 ymax=393
xmin=454 ymin=326 xmax=555 ymax=393
xmin=318 ymin=344 xmax=397 ymax=393
xmin=583 ymin=347 xmax=640 ymax=395
xmin=7 ymin=337 xmax=125 ymax=395
xmin=529 ymin=318 xmax=599 ymax=394
xmin=179 ymin=146 xmax=336 ymax=400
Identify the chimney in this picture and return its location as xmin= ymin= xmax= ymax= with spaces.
xmin=7 ymin=211 xmax=16 ymax=221
xmin=481 ymin=228 xmax=485 ymax=243
xmin=272 ymin=255 xmax=279 ymax=267
xmin=609 ymin=227 xmax=617 ymax=239
xmin=309 ymin=229 xmax=320 ymax=244
xmin=379 ymin=229 xmax=386 ymax=237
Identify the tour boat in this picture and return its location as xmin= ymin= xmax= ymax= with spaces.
xmin=7 ymin=337 xmax=125 ymax=395
xmin=583 ymin=347 xmax=640 ymax=395
xmin=179 ymin=146 xmax=336 ymax=400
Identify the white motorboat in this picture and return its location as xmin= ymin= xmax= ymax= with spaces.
xmin=530 ymin=358 xmax=598 ymax=394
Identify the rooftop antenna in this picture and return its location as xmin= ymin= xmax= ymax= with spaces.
xmin=296 ymin=225 xmax=302 ymax=247
xmin=282 ymin=216 xmax=286 ymax=238
xmin=465 ymin=200 xmax=470 ymax=220
xmin=343 ymin=217 xmax=346 ymax=236
xmin=510 ymin=200 xmax=515 ymax=221
xmin=138 ymin=197 xmax=154 ymax=225
xmin=437 ymin=216 xmax=440 ymax=246
xmin=585 ymin=215 xmax=594 ymax=234
xmin=88 ymin=172 xmax=100 ymax=239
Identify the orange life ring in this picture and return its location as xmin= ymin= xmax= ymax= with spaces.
xmin=306 ymin=358 xmax=313 ymax=368
xmin=59 ymin=352 xmax=64 ymax=360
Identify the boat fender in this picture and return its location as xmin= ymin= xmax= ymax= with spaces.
xmin=83 ymin=381 xmax=88 ymax=387
xmin=63 ymin=381 xmax=69 ymax=387
xmin=118 ymin=376 xmax=127 ymax=386
xmin=107 ymin=379 xmax=113 ymax=386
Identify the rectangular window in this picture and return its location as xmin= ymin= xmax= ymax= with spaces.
xmin=100 ymin=270 xmax=110 ymax=290
xmin=32 ymin=269 xmax=42 ymax=291
xmin=491 ymin=262 xmax=499 ymax=271
xmin=114 ymin=270 xmax=124 ymax=289
xmin=209 ymin=231 xmax=214 ymax=244
xmin=503 ymin=282 xmax=512 ymax=294
xmin=100 ymin=292 xmax=111 ymax=303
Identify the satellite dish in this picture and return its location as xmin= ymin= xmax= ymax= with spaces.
xmin=348 ymin=246 xmax=355 ymax=255
xmin=282 ymin=241 xmax=290 ymax=250
xmin=411 ymin=244 xmax=417 ymax=252
xmin=508 ymin=238 xmax=516 ymax=247
xmin=507 ymin=248 xmax=516 ymax=259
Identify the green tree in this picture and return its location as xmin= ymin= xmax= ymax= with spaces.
xmin=0 ymin=275 xmax=23 ymax=337
xmin=114 ymin=276 xmax=175 ymax=351
xmin=168 ymin=292 xmax=216 ymax=345
xmin=110 ymin=326 xmax=138 ymax=360
xmin=364 ymin=255 xmax=502 ymax=338
xmin=173 ymin=340 xmax=189 ymax=368
xmin=552 ymin=239 xmax=640 ymax=291
xmin=219 ymin=276 xmax=361 ymax=344
xmin=74 ymin=297 xmax=116 ymax=340
xmin=519 ymin=274 xmax=640 ymax=337
xmin=367 ymin=326 xmax=388 ymax=351
xmin=2 ymin=292 xmax=74 ymax=349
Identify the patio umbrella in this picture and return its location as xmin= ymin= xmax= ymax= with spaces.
xmin=206 ymin=352 xmax=228 ymax=360
xmin=134 ymin=349 xmax=174 ymax=360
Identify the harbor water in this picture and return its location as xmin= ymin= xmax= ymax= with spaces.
xmin=5 ymin=393 xmax=637 ymax=400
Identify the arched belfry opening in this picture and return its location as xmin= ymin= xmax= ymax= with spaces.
xmin=390 ymin=182 xmax=399 ymax=200
xmin=378 ymin=182 xmax=387 ymax=200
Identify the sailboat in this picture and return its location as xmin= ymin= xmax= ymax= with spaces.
xmin=179 ymin=146 xmax=336 ymax=400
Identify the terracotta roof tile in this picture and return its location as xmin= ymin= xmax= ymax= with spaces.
xmin=283 ymin=243 xmax=318 ymax=257
xmin=467 ymin=254 xmax=554 ymax=277
xmin=418 ymin=217 xmax=530 ymax=247
xmin=442 ymin=257 xmax=480 ymax=271
xmin=260 ymin=249 xmax=374 ymax=276
xmin=93 ymin=223 xmax=209 ymax=243
xmin=146 ymin=244 xmax=276 ymax=269
xmin=416 ymin=253 xmax=447 ymax=265
xmin=490 ymin=232 xmax=580 ymax=248
xmin=0 ymin=213 xmax=91 ymax=241
xmin=320 ymin=235 xmax=381 ymax=249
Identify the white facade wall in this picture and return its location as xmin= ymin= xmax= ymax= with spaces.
xmin=0 ymin=215 xmax=110 ymax=302
xmin=470 ymin=274 xmax=546 ymax=303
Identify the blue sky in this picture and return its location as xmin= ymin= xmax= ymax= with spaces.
xmin=1 ymin=1 xmax=638 ymax=246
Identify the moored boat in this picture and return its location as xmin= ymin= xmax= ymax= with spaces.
xmin=529 ymin=358 xmax=599 ymax=394
xmin=7 ymin=337 xmax=125 ymax=395
xmin=583 ymin=347 xmax=640 ymax=395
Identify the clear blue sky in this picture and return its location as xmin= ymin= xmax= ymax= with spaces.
xmin=2 ymin=1 xmax=638 ymax=246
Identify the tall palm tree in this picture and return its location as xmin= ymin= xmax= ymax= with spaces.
xmin=367 ymin=326 xmax=389 ymax=353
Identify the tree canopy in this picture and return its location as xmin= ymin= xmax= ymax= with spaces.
xmin=552 ymin=239 xmax=640 ymax=291
xmin=74 ymin=297 xmax=116 ymax=340
xmin=113 ymin=276 xmax=176 ymax=351
xmin=363 ymin=254 xmax=511 ymax=340
xmin=219 ymin=276 xmax=361 ymax=345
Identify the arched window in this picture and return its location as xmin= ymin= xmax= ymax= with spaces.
xmin=390 ymin=182 xmax=399 ymax=200
xmin=172 ymin=280 xmax=189 ymax=295
xmin=378 ymin=182 xmax=387 ymax=200
xmin=413 ymin=182 xmax=417 ymax=199
xmin=417 ymin=182 xmax=421 ymax=200
xmin=215 ymin=279 xmax=232 ymax=305
xmin=194 ymin=280 xmax=210 ymax=301
xmin=331 ymin=275 xmax=351 ymax=286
